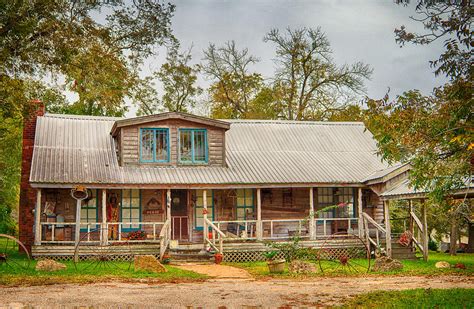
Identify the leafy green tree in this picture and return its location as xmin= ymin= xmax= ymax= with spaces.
xmin=263 ymin=27 xmax=372 ymax=120
xmin=202 ymin=41 xmax=271 ymax=119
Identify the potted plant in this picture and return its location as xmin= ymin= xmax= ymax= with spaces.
xmin=214 ymin=252 xmax=224 ymax=264
xmin=161 ymin=254 xmax=171 ymax=265
xmin=264 ymin=250 xmax=285 ymax=273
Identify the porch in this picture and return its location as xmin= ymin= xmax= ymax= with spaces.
xmin=31 ymin=186 xmax=374 ymax=260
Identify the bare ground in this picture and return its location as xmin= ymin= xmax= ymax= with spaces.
xmin=0 ymin=275 xmax=473 ymax=308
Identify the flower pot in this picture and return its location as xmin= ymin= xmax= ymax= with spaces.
xmin=214 ymin=253 xmax=224 ymax=264
xmin=267 ymin=259 xmax=286 ymax=273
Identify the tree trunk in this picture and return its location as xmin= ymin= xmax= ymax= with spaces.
xmin=449 ymin=216 xmax=457 ymax=255
xmin=467 ymin=221 xmax=474 ymax=253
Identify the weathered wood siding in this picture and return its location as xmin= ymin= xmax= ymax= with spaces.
xmin=119 ymin=119 xmax=226 ymax=167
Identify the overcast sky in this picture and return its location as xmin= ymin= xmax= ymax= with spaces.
xmin=130 ymin=0 xmax=447 ymax=116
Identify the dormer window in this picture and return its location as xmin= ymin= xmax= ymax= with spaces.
xmin=179 ymin=129 xmax=208 ymax=164
xmin=140 ymin=128 xmax=169 ymax=163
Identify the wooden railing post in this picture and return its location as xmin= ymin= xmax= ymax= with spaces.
xmin=256 ymin=188 xmax=262 ymax=240
xmin=101 ymin=189 xmax=107 ymax=245
xmin=74 ymin=198 xmax=81 ymax=246
xmin=203 ymin=190 xmax=208 ymax=245
xmin=384 ymin=200 xmax=392 ymax=257
xmin=34 ymin=189 xmax=42 ymax=246
xmin=358 ymin=188 xmax=363 ymax=238
xmin=422 ymin=200 xmax=429 ymax=261
xmin=309 ymin=187 xmax=315 ymax=240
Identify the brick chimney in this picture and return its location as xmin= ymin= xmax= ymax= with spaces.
xmin=18 ymin=100 xmax=45 ymax=253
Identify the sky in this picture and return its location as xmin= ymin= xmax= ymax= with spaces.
xmin=128 ymin=0 xmax=448 ymax=116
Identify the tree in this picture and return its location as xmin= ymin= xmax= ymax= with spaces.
xmin=202 ymin=41 xmax=271 ymax=119
xmin=0 ymin=0 xmax=175 ymax=233
xmin=263 ymin=27 xmax=372 ymax=120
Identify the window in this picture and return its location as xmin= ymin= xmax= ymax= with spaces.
xmin=236 ymin=189 xmax=254 ymax=220
xmin=81 ymin=189 xmax=98 ymax=230
xmin=121 ymin=189 xmax=141 ymax=231
xmin=194 ymin=190 xmax=213 ymax=230
xmin=179 ymin=129 xmax=208 ymax=163
xmin=140 ymin=128 xmax=169 ymax=162
xmin=316 ymin=188 xmax=356 ymax=218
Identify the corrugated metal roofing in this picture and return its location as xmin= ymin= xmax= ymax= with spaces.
xmin=30 ymin=114 xmax=390 ymax=186
xmin=361 ymin=163 xmax=408 ymax=182
xmin=381 ymin=178 xmax=474 ymax=199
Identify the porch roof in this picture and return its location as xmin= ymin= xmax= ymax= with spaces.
xmin=29 ymin=113 xmax=391 ymax=187
xmin=381 ymin=178 xmax=474 ymax=200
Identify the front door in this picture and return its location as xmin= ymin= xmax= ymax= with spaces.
xmin=171 ymin=190 xmax=189 ymax=240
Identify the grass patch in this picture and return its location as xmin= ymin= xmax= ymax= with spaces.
xmin=340 ymin=288 xmax=474 ymax=308
xmin=226 ymin=252 xmax=474 ymax=278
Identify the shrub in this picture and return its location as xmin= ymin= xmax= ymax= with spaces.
xmin=428 ymin=238 xmax=438 ymax=251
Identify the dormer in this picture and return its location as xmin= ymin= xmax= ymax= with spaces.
xmin=110 ymin=112 xmax=230 ymax=167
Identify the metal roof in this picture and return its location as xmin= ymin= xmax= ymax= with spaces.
xmin=362 ymin=163 xmax=410 ymax=183
xmin=381 ymin=178 xmax=474 ymax=200
xmin=30 ymin=114 xmax=391 ymax=187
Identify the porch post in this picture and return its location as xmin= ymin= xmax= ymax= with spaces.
xmin=357 ymin=188 xmax=363 ymax=238
xmin=101 ymin=189 xmax=107 ymax=245
xmin=256 ymin=188 xmax=262 ymax=240
xmin=34 ymin=188 xmax=42 ymax=246
xmin=422 ymin=200 xmax=429 ymax=261
xmin=74 ymin=198 xmax=81 ymax=246
xmin=309 ymin=188 xmax=315 ymax=240
xmin=408 ymin=200 xmax=414 ymax=248
xmin=203 ymin=190 xmax=208 ymax=245
xmin=384 ymin=200 xmax=392 ymax=257
xmin=166 ymin=189 xmax=171 ymax=220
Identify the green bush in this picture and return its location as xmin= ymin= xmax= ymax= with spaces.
xmin=428 ymin=238 xmax=438 ymax=251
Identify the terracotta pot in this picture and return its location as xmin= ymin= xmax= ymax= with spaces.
xmin=267 ymin=259 xmax=286 ymax=273
xmin=214 ymin=253 xmax=224 ymax=264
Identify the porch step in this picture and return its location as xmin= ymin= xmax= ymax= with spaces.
xmin=168 ymin=249 xmax=213 ymax=264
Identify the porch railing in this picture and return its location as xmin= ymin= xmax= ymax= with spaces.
xmin=314 ymin=217 xmax=359 ymax=238
xmin=212 ymin=220 xmax=257 ymax=239
xmin=410 ymin=211 xmax=425 ymax=257
xmin=159 ymin=218 xmax=171 ymax=259
xmin=205 ymin=218 xmax=225 ymax=253
xmin=38 ymin=221 xmax=166 ymax=244
xmin=362 ymin=212 xmax=386 ymax=249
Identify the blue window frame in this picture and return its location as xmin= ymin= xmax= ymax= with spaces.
xmin=236 ymin=189 xmax=254 ymax=220
xmin=179 ymin=129 xmax=208 ymax=164
xmin=121 ymin=189 xmax=141 ymax=232
xmin=140 ymin=128 xmax=170 ymax=163
xmin=80 ymin=189 xmax=99 ymax=231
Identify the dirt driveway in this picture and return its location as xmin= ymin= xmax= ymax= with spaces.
xmin=1 ymin=275 xmax=472 ymax=308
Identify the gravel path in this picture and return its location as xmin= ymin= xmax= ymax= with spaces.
xmin=1 ymin=275 xmax=472 ymax=308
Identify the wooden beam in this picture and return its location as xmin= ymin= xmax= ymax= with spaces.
xmin=422 ymin=200 xmax=429 ymax=261
xmin=166 ymin=189 xmax=171 ymax=221
xmin=74 ymin=198 xmax=81 ymax=246
xmin=358 ymin=188 xmax=363 ymax=239
xmin=34 ymin=189 xmax=42 ymax=246
xmin=309 ymin=188 xmax=315 ymax=240
xmin=203 ymin=190 xmax=208 ymax=245
xmin=384 ymin=200 xmax=392 ymax=257
xmin=101 ymin=189 xmax=107 ymax=245
xmin=256 ymin=188 xmax=262 ymax=240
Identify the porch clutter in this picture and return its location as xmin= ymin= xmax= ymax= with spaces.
xmin=134 ymin=255 xmax=167 ymax=273
xmin=35 ymin=259 xmax=66 ymax=272
xmin=372 ymin=256 xmax=403 ymax=272
xmin=288 ymin=260 xmax=317 ymax=274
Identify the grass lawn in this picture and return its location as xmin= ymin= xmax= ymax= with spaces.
xmin=226 ymin=252 xmax=474 ymax=278
xmin=0 ymin=239 xmax=207 ymax=286
xmin=340 ymin=288 xmax=474 ymax=308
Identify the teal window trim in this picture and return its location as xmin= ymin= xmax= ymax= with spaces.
xmin=139 ymin=128 xmax=170 ymax=163
xmin=236 ymin=189 xmax=255 ymax=220
xmin=80 ymin=189 xmax=99 ymax=232
xmin=121 ymin=189 xmax=142 ymax=232
xmin=315 ymin=187 xmax=356 ymax=222
xmin=178 ymin=128 xmax=208 ymax=164
xmin=194 ymin=190 xmax=214 ymax=231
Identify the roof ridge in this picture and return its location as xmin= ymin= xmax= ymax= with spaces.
xmin=223 ymin=119 xmax=365 ymax=126
xmin=44 ymin=113 xmax=123 ymax=121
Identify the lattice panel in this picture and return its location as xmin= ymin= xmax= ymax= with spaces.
xmin=318 ymin=246 xmax=367 ymax=261
xmin=223 ymin=250 xmax=286 ymax=263
xmin=35 ymin=254 xmax=160 ymax=262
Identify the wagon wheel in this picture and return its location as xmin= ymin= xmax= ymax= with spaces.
xmin=317 ymin=232 xmax=370 ymax=274
xmin=0 ymin=234 xmax=31 ymax=270
xmin=73 ymin=228 xmax=132 ymax=271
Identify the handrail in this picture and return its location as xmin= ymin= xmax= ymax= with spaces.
xmin=205 ymin=218 xmax=225 ymax=253
xmin=159 ymin=219 xmax=171 ymax=259
xmin=362 ymin=213 xmax=386 ymax=233
xmin=410 ymin=211 xmax=425 ymax=254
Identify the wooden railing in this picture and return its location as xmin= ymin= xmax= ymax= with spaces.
xmin=212 ymin=220 xmax=257 ymax=239
xmin=159 ymin=219 xmax=171 ymax=259
xmin=410 ymin=211 xmax=425 ymax=256
xmin=362 ymin=212 xmax=386 ymax=249
xmin=314 ymin=217 xmax=359 ymax=238
xmin=38 ymin=221 xmax=166 ymax=244
xmin=262 ymin=219 xmax=310 ymax=239
xmin=205 ymin=218 xmax=225 ymax=253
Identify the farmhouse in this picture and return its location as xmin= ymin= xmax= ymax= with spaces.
xmin=19 ymin=102 xmax=436 ymax=262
